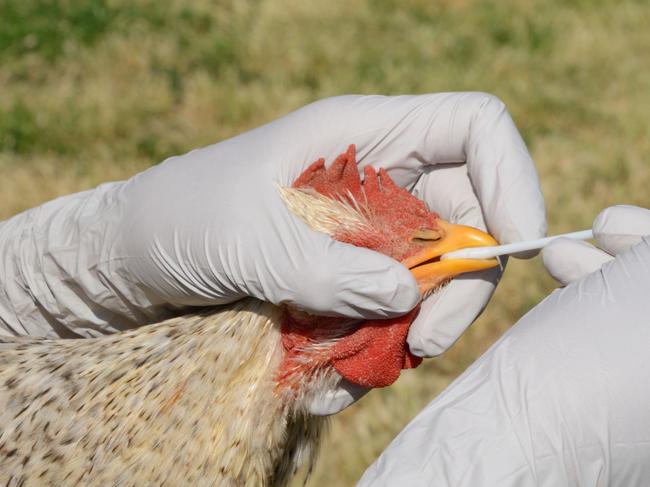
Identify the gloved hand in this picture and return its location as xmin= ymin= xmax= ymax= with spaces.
xmin=358 ymin=205 xmax=650 ymax=486
xmin=0 ymin=93 xmax=545 ymax=414
xmin=543 ymin=205 xmax=650 ymax=285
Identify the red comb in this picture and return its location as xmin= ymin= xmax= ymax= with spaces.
xmin=292 ymin=145 xmax=363 ymax=201
xmin=294 ymin=145 xmax=437 ymax=260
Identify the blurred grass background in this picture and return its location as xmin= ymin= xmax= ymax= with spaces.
xmin=1 ymin=0 xmax=649 ymax=484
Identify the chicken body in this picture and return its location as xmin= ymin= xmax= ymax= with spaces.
xmin=0 ymin=145 xmax=497 ymax=486
xmin=0 ymin=299 xmax=327 ymax=486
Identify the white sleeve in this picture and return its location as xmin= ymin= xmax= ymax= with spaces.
xmin=0 ymin=182 xmax=159 ymax=338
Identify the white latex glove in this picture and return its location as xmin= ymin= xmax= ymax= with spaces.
xmin=0 ymin=93 xmax=545 ymax=413
xmin=359 ymin=206 xmax=650 ymax=486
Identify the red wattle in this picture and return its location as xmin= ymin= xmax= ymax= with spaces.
xmin=279 ymin=307 xmax=422 ymax=389
xmin=328 ymin=308 xmax=422 ymax=388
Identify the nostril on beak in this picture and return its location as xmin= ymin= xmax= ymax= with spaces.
xmin=411 ymin=228 xmax=443 ymax=243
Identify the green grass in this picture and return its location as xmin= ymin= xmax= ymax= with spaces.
xmin=1 ymin=1 xmax=649 ymax=485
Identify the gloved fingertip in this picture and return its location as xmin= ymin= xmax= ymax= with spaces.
xmin=333 ymin=248 xmax=420 ymax=318
xmin=291 ymin=240 xmax=420 ymax=319
xmin=407 ymin=306 xmax=476 ymax=358
xmin=307 ymin=378 xmax=370 ymax=416
xmin=542 ymin=238 xmax=612 ymax=286
xmin=407 ymin=277 xmax=496 ymax=358
xmin=509 ymin=248 xmax=540 ymax=260
xmin=541 ymin=239 xmax=573 ymax=286
xmin=372 ymin=262 xmax=421 ymax=314
xmin=407 ymin=330 xmax=449 ymax=358
xmin=501 ymin=226 xmax=547 ymax=260
xmin=593 ymin=205 xmax=650 ymax=256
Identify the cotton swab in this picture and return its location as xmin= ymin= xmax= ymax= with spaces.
xmin=441 ymin=230 xmax=594 ymax=261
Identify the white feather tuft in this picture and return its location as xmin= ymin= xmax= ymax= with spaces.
xmin=277 ymin=186 xmax=372 ymax=237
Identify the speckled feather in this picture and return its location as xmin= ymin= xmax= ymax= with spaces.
xmin=0 ymin=300 xmax=331 ymax=486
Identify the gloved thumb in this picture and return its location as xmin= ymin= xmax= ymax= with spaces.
xmin=273 ymin=226 xmax=420 ymax=320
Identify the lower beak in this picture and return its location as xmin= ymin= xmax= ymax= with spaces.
xmin=402 ymin=220 xmax=499 ymax=294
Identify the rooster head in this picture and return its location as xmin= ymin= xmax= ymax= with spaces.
xmin=278 ymin=145 xmax=499 ymax=392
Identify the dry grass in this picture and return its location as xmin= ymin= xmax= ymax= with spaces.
xmin=1 ymin=0 xmax=649 ymax=485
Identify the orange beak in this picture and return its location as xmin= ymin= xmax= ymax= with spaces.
xmin=402 ymin=220 xmax=500 ymax=294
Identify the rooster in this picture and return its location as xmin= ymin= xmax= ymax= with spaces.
xmin=0 ymin=145 xmax=497 ymax=486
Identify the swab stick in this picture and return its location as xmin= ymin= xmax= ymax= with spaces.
xmin=441 ymin=230 xmax=594 ymax=260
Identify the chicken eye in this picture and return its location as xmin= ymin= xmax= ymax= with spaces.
xmin=411 ymin=228 xmax=443 ymax=244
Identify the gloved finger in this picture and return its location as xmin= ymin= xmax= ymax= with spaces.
xmin=265 ymin=205 xmax=421 ymax=319
xmin=458 ymin=93 xmax=547 ymax=252
xmin=593 ymin=205 xmax=650 ymax=256
xmin=407 ymin=270 xmax=499 ymax=357
xmin=307 ymin=378 xmax=369 ymax=416
xmin=542 ymin=238 xmax=614 ymax=286
xmin=411 ymin=163 xmax=485 ymax=233
xmin=406 ymin=166 xmax=501 ymax=357
xmin=289 ymin=93 xmax=546 ymax=250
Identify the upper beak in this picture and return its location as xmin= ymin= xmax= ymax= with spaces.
xmin=402 ymin=220 xmax=499 ymax=294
